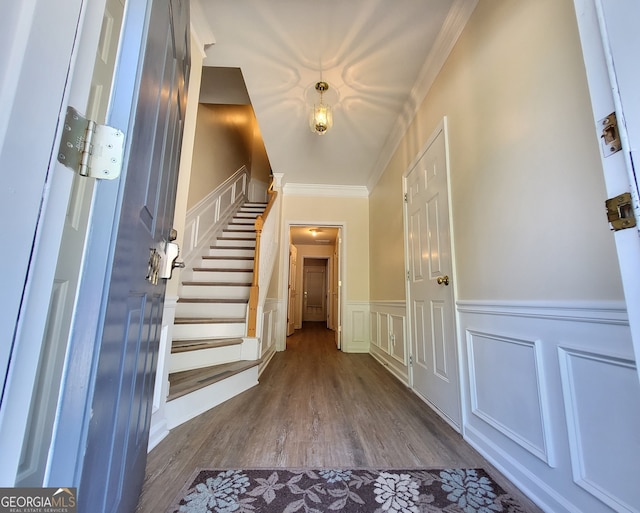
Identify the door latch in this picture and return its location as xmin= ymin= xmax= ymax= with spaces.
xmin=599 ymin=112 xmax=622 ymax=157
xmin=605 ymin=192 xmax=636 ymax=231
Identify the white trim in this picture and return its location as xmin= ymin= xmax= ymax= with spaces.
xmin=282 ymin=183 xmax=369 ymax=198
xmin=278 ymin=220 xmax=347 ymax=352
xmin=189 ymin=0 xmax=215 ymax=58
xmin=456 ymin=300 xmax=629 ymax=325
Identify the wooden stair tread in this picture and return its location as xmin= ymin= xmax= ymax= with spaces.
xmin=171 ymin=337 xmax=243 ymax=354
xmin=174 ymin=317 xmax=245 ymax=324
xmin=168 ymin=360 xmax=260 ymax=401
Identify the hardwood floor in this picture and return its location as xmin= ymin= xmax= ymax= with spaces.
xmin=136 ymin=322 xmax=543 ymax=513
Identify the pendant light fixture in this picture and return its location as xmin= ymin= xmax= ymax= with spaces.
xmin=310 ymin=81 xmax=333 ymax=135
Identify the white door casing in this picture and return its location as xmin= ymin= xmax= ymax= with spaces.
xmin=574 ymin=0 xmax=640 ymax=383
xmin=405 ymin=119 xmax=461 ymax=429
xmin=287 ymin=244 xmax=297 ymax=336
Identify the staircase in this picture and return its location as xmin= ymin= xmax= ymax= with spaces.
xmin=165 ymin=201 xmax=267 ymax=428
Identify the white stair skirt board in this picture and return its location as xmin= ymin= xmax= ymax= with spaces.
xmin=172 ymin=321 xmax=246 ymax=339
xmin=179 ymin=284 xmax=250 ymax=300
xmin=165 ymin=366 xmax=259 ymax=430
xmin=175 ymin=301 xmax=247 ymax=318
xmin=169 ymin=343 xmax=243 ymax=373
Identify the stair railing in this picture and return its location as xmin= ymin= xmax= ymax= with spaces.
xmin=247 ymin=180 xmax=280 ymax=337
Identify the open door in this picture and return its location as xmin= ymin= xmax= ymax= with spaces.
xmin=287 ymin=244 xmax=297 ymax=336
xmin=574 ymin=0 xmax=640 ymax=382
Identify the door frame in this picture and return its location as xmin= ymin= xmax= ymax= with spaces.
xmin=301 ymin=256 xmax=330 ymax=325
xmin=278 ymin=221 xmax=346 ymax=351
xmin=573 ymin=0 xmax=640 ymax=382
xmin=402 ymin=117 xmax=464 ymax=431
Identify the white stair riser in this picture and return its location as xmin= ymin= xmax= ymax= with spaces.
xmin=223 ymin=231 xmax=256 ymax=239
xmin=179 ymin=285 xmax=250 ymax=299
xmin=189 ymin=270 xmax=253 ymax=282
xmin=207 ymin=247 xmax=255 ymax=258
xmin=175 ymin=302 xmax=247 ymax=318
xmin=231 ymin=218 xmax=257 ymax=224
xmin=235 ymin=212 xmax=261 ymax=218
xmin=173 ymin=322 xmax=246 ymax=339
xmin=225 ymin=224 xmax=256 ymax=231
xmin=169 ymin=344 xmax=242 ymax=373
xmin=200 ymin=258 xmax=254 ymax=269
xmin=216 ymin=239 xmax=256 ymax=248
xmin=166 ymin=367 xmax=259 ymax=430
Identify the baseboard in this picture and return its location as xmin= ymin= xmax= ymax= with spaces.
xmin=147 ymin=418 xmax=169 ymax=453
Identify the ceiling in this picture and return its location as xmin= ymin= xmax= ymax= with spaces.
xmin=290 ymin=226 xmax=339 ymax=246
xmin=196 ymin=0 xmax=476 ymax=191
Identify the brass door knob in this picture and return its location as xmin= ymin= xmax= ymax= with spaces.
xmin=436 ymin=275 xmax=449 ymax=286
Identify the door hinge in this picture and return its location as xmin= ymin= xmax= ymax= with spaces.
xmin=599 ymin=112 xmax=622 ymax=157
xmin=605 ymin=192 xmax=637 ymax=231
xmin=409 ymin=355 xmax=413 ymax=365
xmin=57 ymin=106 xmax=124 ymax=180
xmin=404 ymin=193 xmax=408 ymax=203
xmin=407 ymin=270 xmax=410 ymax=281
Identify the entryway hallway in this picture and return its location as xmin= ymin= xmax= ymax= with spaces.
xmin=136 ymin=322 xmax=542 ymax=512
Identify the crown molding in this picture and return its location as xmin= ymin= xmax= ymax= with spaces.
xmin=367 ymin=0 xmax=478 ymax=191
xmin=283 ymin=183 xmax=369 ymax=198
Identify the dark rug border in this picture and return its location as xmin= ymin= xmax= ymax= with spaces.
xmin=167 ymin=466 xmax=504 ymax=513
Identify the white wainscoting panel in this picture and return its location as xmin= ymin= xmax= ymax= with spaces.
xmin=558 ymin=347 xmax=640 ymax=513
xmin=259 ymin=299 xmax=283 ymax=374
xmin=182 ymin=167 xmax=248 ymax=267
xmin=148 ymin=295 xmax=178 ymax=452
xmin=343 ymin=301 xmax=370 ymax=353
xmin=458 ymin=300 xmax=636 ymax=513
xmin=467 ymin=330 xmax=554 ymax=466
xmin=369 ymin=302 xmax=409 ymax=385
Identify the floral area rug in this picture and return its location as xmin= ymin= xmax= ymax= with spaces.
xmin=168 ymin=468 xmax=527 ymax=513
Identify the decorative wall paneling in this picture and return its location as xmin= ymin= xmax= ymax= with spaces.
xmin=248 ymin=178 xmax=268 ymax=203
xmin=369 ymin=301 xmax=409 ymax=384
xmin=259 ymin=299 xmax=281 ymax=375
xmin=458 ymin=300 xmax=639 ymax=513
xmin=343 ymin=301 xmax=370 ymax=353
xmin=182 ymin=166 xmax=248 ymax=267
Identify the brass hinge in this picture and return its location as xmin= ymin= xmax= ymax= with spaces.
xmin=605 ymin=192 xmax=636 ymax=231
xmin=57 ymin=106 xmax=124 ymax=180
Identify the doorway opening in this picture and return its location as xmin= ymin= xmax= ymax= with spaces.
xmin=284 ymin=224 xmax=342 ymax=350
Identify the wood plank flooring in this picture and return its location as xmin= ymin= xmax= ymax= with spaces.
xmin=136 ymin=322 xmax=543 ymax=513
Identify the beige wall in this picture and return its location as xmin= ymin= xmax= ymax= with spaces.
xmin=186 ymin=103 xmax=255 ymax=209
xmin=251 ymin=122 xmax=271 ymax=184
xmin=280 ymin=196 xmax=369 ymax=302
xmin=369 ymin=0 xmax=624 ymax=302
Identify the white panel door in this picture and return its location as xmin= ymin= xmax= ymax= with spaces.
xmin=406 ymin=122 xmax=461 ymax=428
xmin=303 ymin=264 xmax=327 ymax=322
xmin=15 ymin=0 xmax=124 ymax=487
xmin=574 ymin=0 xmax=640 ymax=384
